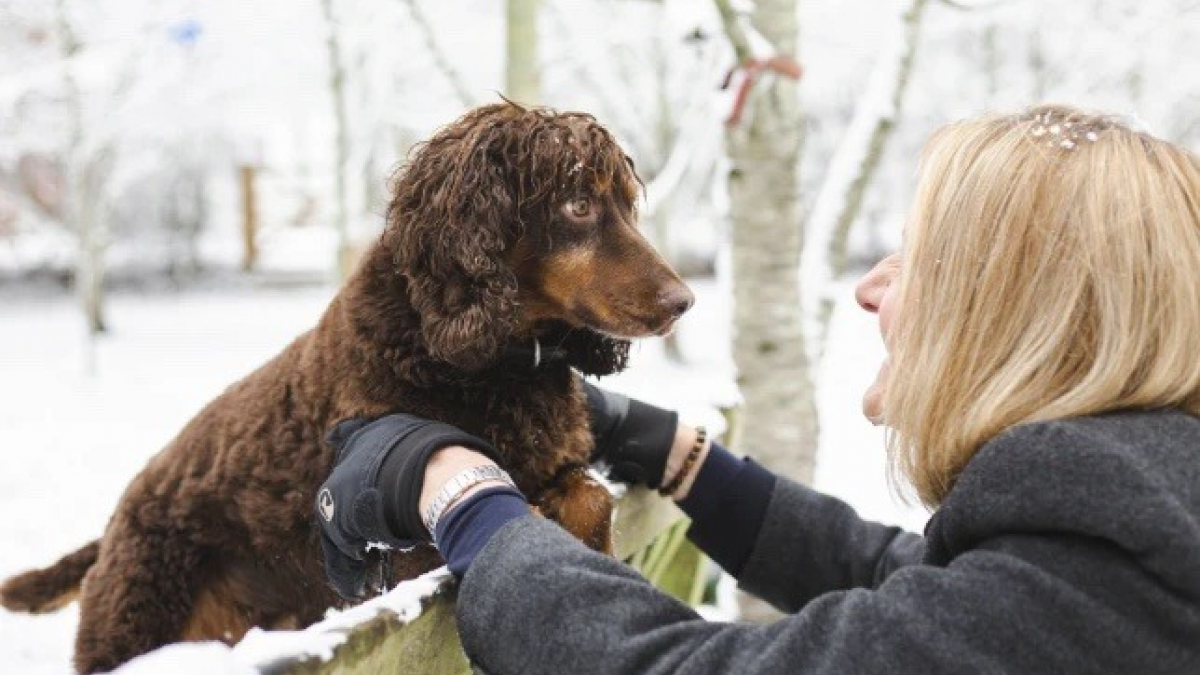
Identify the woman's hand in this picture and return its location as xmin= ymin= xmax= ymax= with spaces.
xmin=583 ymin=380 xmax=709 ymax=500
xmin=584 ymin=380 xmax=678 ymax=488
xmin=315 ymin=414 xmax=504 ymax=599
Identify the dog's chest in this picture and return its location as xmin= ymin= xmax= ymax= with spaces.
xmin=432 ymin=380 xmax=592 ymax=498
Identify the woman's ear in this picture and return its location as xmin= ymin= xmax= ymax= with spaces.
xmin=387 ymin=129 xmax=520 ymax=373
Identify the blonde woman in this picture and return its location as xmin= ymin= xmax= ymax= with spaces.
xmin=317 ymin=105 xmax=1200 ymax=674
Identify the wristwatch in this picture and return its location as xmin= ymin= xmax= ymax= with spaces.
xmin=422 ymin=465 xmax=516 ymax=536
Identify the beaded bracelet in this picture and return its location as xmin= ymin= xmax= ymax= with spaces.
xmin=659 ymin=426 xmax=707 ymax=497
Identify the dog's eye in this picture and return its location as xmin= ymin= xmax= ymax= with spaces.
xmin=564 ymin=198 xmax=593 ymax=220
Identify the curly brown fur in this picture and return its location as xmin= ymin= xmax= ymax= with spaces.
xmin=384 ymin=103 xmax=646 ymax=374
xmin=0 ymin=102 xmax=691 ymax=674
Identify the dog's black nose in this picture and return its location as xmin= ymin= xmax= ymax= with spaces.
xmin=659 ymin=286 xmax=695 ymax=318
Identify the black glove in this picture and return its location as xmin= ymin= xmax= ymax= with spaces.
xmin=316 ymin=414 xmax=500 ymax=599
xmin=583 ymin=380 xmax=679 ymax=489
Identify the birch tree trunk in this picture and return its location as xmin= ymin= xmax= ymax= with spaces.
xmin=77 ymin=158 xmax=109 ymax=336
xmin=54 ymin=0 xmax=106 ymax=336
xmin=715 ymin=0 xmax=811 ymax=623
xmin=505 ymin=0 xmax=540 ymax=104
xmin=320 ymin=0 xmax=353 ymax=279
xmin=721 ymin=0 xmax=816 ymax=485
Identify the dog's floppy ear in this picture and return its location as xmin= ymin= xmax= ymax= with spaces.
xmin=385 ymin=115 xmax=520 ymax=372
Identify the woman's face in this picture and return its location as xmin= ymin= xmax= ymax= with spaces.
xmin=854 ymin=253 xmax=902 ymax=425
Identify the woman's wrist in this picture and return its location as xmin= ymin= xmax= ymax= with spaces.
xmin=423 ymin=449 xmax=529 ymax=577
xmin=420 ymin=446 xmax=505 ymax=518
xmin=424 ymin=427 xmax=713 ymax=521
xmin=662 ymin=424 xmax=711 ymax=502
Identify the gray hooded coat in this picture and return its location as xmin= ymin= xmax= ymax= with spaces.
xmin=457 ymin=409 xmax=1200 ymax=674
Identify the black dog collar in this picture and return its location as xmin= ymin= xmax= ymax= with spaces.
xmin=501 ymin=337 xmax=570 ymax=370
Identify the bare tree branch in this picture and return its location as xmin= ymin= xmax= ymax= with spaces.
xmin=803 ymin=0 xmax=931 ymax=365
xmin=504 ymin=0 xmax=541 ymax=104
xmin=540 ymin=3 xmax=658 ymax=160
xmin=397 ymin=0 xmax=476 ymax=108
xmin=712 ymin=0 xmax=752 ymax=62
xmin=938 ymin=0 xmax=1009 ymax=10
xmin=319 ymin=0 xmax=354 ymax=278
xmin=54 ymin=0 xmax=110 ymax=337
xmin=644 ymin=79 xmax=718 ymax=217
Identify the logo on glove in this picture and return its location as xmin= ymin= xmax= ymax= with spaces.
xmin=318 ymin=488 xmax=335 ymax=522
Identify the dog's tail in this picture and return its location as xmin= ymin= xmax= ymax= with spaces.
xmin=1 ymin=540 xmax=99 ymax=614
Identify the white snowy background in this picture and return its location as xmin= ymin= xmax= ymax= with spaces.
xmin=2 ymin=0 xmax=1197 ymax=672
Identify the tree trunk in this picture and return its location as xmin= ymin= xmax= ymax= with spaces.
xmin=981 ymin=22 xmax=999 ymax=104
xmin=78 ymin=158 xmax=108 ymax=334
xmin=722 ymin=0 xmax=815 ymax=485
xmin=239 ymin=164 xmax=259 ymax=272
xmin=717 ymin=0 xmax=811 ymax=624
xmin=55 ymin=0 xmax=106 ymax=336
xmin=320 ymin=0 xmax=353 ymax=279
xmin=505 ymin=0 xmax=540 ymax=104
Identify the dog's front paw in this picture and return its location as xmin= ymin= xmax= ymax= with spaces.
xmin=536 ymin=467 xmax=614 ymax=555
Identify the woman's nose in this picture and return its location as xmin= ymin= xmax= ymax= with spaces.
xmin=855 ymin=254 xmax=898 ymax=313
xmin=855 ymin=273 xmax=883 ymax=313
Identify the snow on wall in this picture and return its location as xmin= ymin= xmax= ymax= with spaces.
xmin=110 ymin=569 xmax=450 ymax=675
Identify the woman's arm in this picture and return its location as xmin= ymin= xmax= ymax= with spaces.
xmin=428 ymin=436 xmax=924 ymax=607
xmin=456 ymin=515 xmax=1175 ymax=675
xmin=581 ymin=382 xmax=924 ymax=601
xmin=728 ymin=468 xmax=924 ymax=611
xmin=673 ymin=439 xmax=924 ymax=610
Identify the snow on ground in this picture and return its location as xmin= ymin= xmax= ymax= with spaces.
xmin=0 ymin=276 xmax=925 ymax=673
xmin=0 ymin=287 xmax=333 ymax=675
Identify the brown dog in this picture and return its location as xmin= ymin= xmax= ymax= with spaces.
xmin=0 ymin=102 xmax=693 ymax=673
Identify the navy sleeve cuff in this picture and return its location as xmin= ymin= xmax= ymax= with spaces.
xmin=678 ymin=442 xmax=777 ymax=577
xmin=434 ymin=486 xmax=530 ymax=577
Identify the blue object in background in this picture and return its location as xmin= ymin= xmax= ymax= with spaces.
xmin=168 ymin=19 xmax=203 ymax=48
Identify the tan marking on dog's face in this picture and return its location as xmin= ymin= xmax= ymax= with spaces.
xmin=512 ymin=187 xmax=694 ymax=338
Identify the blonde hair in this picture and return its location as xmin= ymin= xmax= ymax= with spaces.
xmin=885 ymin=104 xmax=1200 ymax=508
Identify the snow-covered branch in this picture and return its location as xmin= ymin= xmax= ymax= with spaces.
xmin=802 ymin=0 xmax=930 ymax=365
xmin=937 ymin=0 xmax=1009 ymax=10
xmin=644 ymin=47 xmax=726 ymax=217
